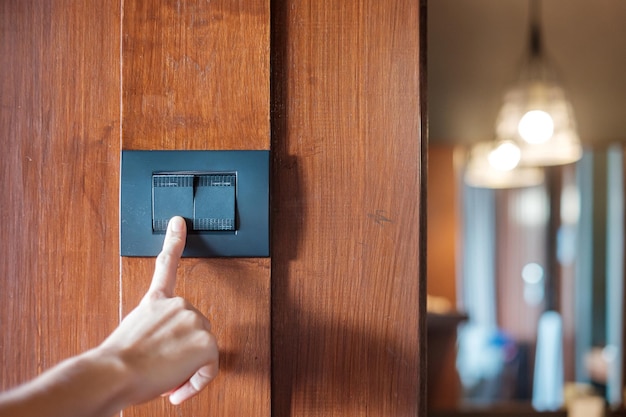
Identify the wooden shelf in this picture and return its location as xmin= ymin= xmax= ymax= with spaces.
xmin=427 ymin=311 xmax=469 ymax=329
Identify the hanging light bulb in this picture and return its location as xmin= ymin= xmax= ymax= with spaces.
xmin=494 ymin=0 xmax=582 ymax=167
xmin=518 ymin=110 xmax=554 ymax=144
xmin=461 ymin=0 xmax=580 ymax=189
xmin=495 ymin=77 xmax=581 ymax=166
xmin=488 ymin=140 xmax=521 ymax=171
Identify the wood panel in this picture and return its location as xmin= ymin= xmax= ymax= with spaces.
xmin=0 ymin=0 xmax=120 ymax=404
xmin=122 ymin=0 xmax=269 ymax=151
xmin=271 ymin=0 xmax=426 ymax=416
xmin=121 ymin=1 xmax=270 ymax=416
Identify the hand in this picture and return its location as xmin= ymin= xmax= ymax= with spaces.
xmin=98 ymin=216 xmax=219 ymax=405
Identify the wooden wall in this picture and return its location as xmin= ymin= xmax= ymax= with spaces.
xmin=1 ymin=1 xmax=426 ymax=416
xmin=120 ymin=1 xmax=271 ymax=416
xmin=271 ymin=0 xmax=426 ymax=415
xmin=0 ymin=0 xmax=121 ymax=397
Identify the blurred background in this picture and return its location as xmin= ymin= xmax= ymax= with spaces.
xmin=427 ymin=1 xmax=626 ymax=416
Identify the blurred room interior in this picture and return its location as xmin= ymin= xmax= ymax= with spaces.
xmin=427 ymin=1 xmax=626 ymax=416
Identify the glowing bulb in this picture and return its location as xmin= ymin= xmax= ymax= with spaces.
xmin=488 ymin=141 xmax=520 ymax=171
xmin=518 ymin=110 xmax=554 ymax=144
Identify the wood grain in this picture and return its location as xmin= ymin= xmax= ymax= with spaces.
xmin=0 ymin=0 xmax=121 ymax=401
xmin=121 ymin=1 xmax=271 ymax=416
xmin=2 ymin=1 xmax=426 ymax=416
xmin=120 ymin=258 xmax=270 ymax=416
xmin=122 ymin=0 xmax=269 ymax=151
xmin=271 ymin=0 xmax=426 ymax=415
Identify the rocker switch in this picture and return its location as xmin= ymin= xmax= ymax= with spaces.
xmin=152 ymin=174 xmax=194 ymax=232
xmin=193 ymin=174 xmax=236 ymax=231
xmin=151 ymin=173 xmax=236 ymax=233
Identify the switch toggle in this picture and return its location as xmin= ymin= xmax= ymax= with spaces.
xmin=152 ymin=172 xmax=236 ymax=233
xmin=193 ymin=174 xmax=236 ymax=231
xmin=152 ymin=174 xmax=194 ymax=232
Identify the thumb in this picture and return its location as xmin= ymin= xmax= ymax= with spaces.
xmin=147 ymin=216 xmax=187 ymax=298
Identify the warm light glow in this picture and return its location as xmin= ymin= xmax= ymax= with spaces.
xmin=463 ymin=141 xmax=545 ymax=189
xmin=518 ymin=110 xmax=554 ymax=144
xmin=487 ymin=141 xmax=521 ymax=171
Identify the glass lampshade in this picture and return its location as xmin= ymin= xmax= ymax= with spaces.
xmin=462 ymin=0 xmax=581 ymax=188
xmin=463 ymin=141 xmax=545 ymax=189
xmin=495 ymin=80 xmax=582 ymax=166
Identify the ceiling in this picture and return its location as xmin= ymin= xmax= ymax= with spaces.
xmin=428 ymin=0 xmax=626 ymax=146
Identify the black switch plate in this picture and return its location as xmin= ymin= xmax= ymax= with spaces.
xmin=120 ymin=150 xmax=269 ymax=258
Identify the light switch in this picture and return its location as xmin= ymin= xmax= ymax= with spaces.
xmin=193 ymin=174 xmax=236 ymax=231
xmin=121 ymin=150 xmax=269 ymax=257
xmin=152 ymin=174 xmax=193 ymax=232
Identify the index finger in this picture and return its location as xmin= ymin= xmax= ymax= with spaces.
xmin=147 ymin=216 xmax=187 ymax=298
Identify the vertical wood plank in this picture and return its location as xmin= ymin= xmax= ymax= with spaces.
xmin=121 ymin=1 xmax=270 ymax=416
xmin=122 ymin=0 xmax=269 ymax=151
xmin=0 ymin=0 xmax=121 ymax=405
xmin=271 ymin=0 xmax=426 ymax=415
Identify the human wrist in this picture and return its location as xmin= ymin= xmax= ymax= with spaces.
xmin=74 ymin=347 xmax=137 ymax=416
xmin=0 ymin=347 xmax=136 ymax=417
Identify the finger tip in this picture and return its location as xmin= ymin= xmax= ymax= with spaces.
xmin=168 ymin=216 xmax=186 ymax=233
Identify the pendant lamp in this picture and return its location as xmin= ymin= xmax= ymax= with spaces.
xmin=494 ymin=0 xmax=582 ymax=167
xmin=463 ymin=0 xmax=582 ymax=189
